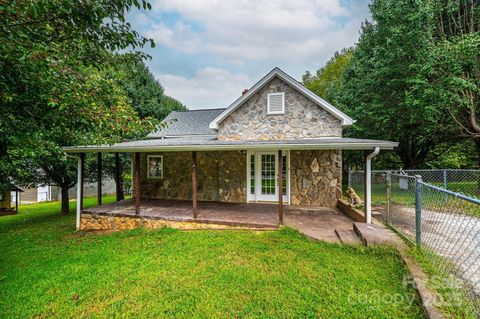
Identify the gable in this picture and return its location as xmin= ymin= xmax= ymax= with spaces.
xmin=209 ymin=67 xmax=354 ymax=130
xmin=217 ymin=76 xmax=343 ymax=141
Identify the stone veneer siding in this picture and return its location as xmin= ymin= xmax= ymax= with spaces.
xmin=290 ymin=150 xmax=342 ymax=207
xmin=139 ymin=151 xmax=247 ymax=203
xmin=218 ymin=77 xmax=342 ymax=141
xmin=138 ymin=150 xmax=341 ymax=207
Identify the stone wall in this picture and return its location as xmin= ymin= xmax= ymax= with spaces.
xmin=139 ymin=151 xmax=246 ymax=203
xmin=80 ymin=213 xmax=261 ymax=231
xmin=218 ymin=77 xmax=342 ymax=141
xmin=290 ymin=150 xmax=342 ymax=207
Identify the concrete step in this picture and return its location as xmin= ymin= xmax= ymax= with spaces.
xmin=335 ymin=229 xmax=363 ymax=245
xmin=353 ymin=222 xmax=399 ymax=247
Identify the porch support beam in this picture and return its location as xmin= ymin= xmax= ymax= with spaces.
xmin=192 ymin=151 xmax=198 ymax=219
xmin=15 ymin=190 xmax=18 ymax=214
xmin=80 ymin=153 xmax=85 ymax=211
xmin=115 ymin=152 xmax=124 ymax=201
xmin=364 ymin=147 xmax=380 ymax=224
xmin=76 ymin=153 xmax=85 ymax=230
xmin=134 ymin=152 xmax=141 ymax=215
xmin=278 ymin=150 xmax=284 ymax=225
xmin=97 ymin=152 xmax=102 ymax=206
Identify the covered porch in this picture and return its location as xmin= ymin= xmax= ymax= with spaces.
xmin=64 ymin=137 xmax=398 ymax=236
xmin=82 ymin=199 xmax=355 ymax=242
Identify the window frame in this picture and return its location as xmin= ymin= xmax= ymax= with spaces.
xmin=266 ymin=92 xmax=285 ymax=115
xmin=147 ymin=155 xmax=164 ymax=179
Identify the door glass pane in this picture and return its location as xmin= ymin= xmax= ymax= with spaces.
xmin=250 ymin=154 xmax=255 ymax=195
xmin=261 ymin=154 xmax=276 ymax=195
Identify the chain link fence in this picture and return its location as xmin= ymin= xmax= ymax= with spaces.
xmin=348 ymin=169 xmax=480 ymax=203
xmin=384 ymin=173 xmax=480 ymax=317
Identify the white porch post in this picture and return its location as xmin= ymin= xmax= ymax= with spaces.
xmin=364 ymin=147 xmax=380 ymax=224
xmin=76 ymin=155 xmax=83 ymax=230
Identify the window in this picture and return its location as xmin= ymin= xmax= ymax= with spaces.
xmin=147 ymin=155 xmax=163 ymax=179
xmin=267 ymin=92 xmax=285 ymax=115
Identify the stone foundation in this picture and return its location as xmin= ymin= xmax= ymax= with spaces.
xmin=80 ymin=213 xmax=271 ymax=231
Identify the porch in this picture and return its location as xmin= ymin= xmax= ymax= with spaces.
xmin=81 ymin=199 xmax=355 ymax=243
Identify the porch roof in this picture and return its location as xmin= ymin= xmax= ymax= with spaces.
xmin=63 ymin=136 xmax=398 ymax=153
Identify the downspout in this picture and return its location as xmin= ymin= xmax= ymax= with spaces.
xmin=365 ymin=147 xmax=380 ymax=224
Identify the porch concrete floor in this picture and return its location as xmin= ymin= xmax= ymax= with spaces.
xmin=84 ymin=199 xmax=354 ymax=243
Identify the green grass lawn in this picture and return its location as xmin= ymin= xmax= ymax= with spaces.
xmin=0 ymin=197 xmax=425 ymax=318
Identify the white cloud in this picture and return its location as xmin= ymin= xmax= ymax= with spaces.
xmin=156 ymin=68 xmax=252 ymax=109
xmin=149 ymin=0 xmax=364 ymax=64
xmin=146 ymin=21 xmax=201 ymax=54
xmin=137 ymin=0 xmax=369 ymax=108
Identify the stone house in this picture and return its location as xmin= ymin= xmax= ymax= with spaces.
xmin=64 ymin=68 xmax=397 ymax=230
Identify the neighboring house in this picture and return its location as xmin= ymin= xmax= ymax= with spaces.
xmin=10 ymin=181 xmax=120 ymax=205
xmin=17 ymin=186 xmax=53 ymax=204
xmin=0 ymin=183 xmax=22 ymax=215
xmin=64 ymin=68 xmax=398 ymax=230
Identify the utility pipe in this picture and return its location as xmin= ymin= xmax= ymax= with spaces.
xmin=76 ymin=155 xmax=83 ymax=230
xmin=365 ymin=147 xmax=380 ymax=224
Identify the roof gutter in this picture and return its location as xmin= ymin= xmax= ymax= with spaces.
xmin=63 ymin=142 xmax=398 ymax=153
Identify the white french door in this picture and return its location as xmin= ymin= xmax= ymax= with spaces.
xmin=247 ymin=151 xmax=289 ymax=203
xmin=257 ymin=152 xmax=278 ymax=201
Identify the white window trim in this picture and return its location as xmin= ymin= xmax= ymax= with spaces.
xmin=147 ymin=155 xmax=164 ymax=179
xmin=267 ymin=92 xmax=285 ymax=115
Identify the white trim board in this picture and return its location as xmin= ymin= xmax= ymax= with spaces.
xmin=64 ymin=141 xmax=398 ymax=153
xmin=209 ymin=67 xmax=355 ymax=130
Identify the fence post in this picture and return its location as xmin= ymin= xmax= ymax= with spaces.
xmin=348 ymin=170 xmax=352 ymax=188
xmin=386 ymin=173 xmax=392 ymax=226
xmin=443 ymin=169 xmax=447 ymax=190
xmin=415 ymin=175 xmax=423 ymax=248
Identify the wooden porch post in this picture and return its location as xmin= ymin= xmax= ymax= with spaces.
xmin=115 ymin=152 xmax=124 ymax=201
xmin=134 ymin=152 xmax=141 ymax=215
xmin=97 ymin=152 xmax=102 ymax=206
xmin=80 ymin=153 xmax=85 ymax=211
xmin=278 ymin=150 xmax=284 ymax=225
xmin=192 ymin=151 xmax=198 ymax=219
xmin=15 ymin=190 xmax=18 ymax=214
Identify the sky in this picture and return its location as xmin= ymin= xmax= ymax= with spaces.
xmin=128 ymin=0 xmax=371 ymax=110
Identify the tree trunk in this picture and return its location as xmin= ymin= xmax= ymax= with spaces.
xmin=114 ymin=152 xmax=124 ymax=201
xmin=474 ymin=138 xmax=480 ymax=194
xmin=475 ymin=138 xmax=480 ymax=169
xmin=61 ymin=186 xmax=69 ymax=215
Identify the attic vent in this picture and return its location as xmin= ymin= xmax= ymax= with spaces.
xmin=267 ymin=92 xmax=285 ymax=115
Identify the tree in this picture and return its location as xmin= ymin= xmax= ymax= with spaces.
xmin=13 ymin=66 xmax=155 ymax=214
xmin=427 ymin=0 xmax=480 ymax=167
xmin=335 ymin=0 xmax=458 ymax=169
xmin=303 ymin=48 xmax=354 ymax=102
xmin=0 ymin=0 xmax=156 ymax=214
xmin=119 ymin=61 xmax=186 ymax=120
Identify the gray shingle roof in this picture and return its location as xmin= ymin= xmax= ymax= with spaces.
xmin=148 ymin=108 xmax=226 ymax=138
